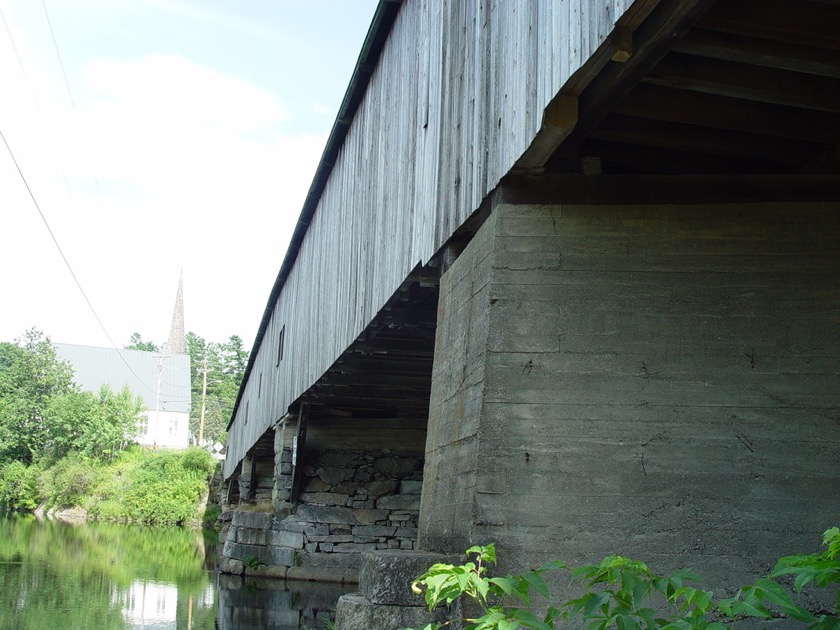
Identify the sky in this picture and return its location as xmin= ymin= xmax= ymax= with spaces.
xmin=0 ymin=0 xmax=379 ymax=351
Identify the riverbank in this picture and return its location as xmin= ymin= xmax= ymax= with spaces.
xmin=0 ymin=446 xmax=218 ymax=527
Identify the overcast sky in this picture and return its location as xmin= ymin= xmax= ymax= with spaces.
xmin=0 ymin=0 xmax=378 ymax=350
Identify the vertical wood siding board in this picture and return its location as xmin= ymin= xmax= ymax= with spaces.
xmin=455 ymin=0 xmax=468 ymax=235
xmin=432 ymin=0 xmax=450 ymax=249
xmin=529 ymin=3 xmax=543 ymax=144
xmin=407 ymin=26 xmax=420 ymax=273
xmin=481 ymin=0 xmax=493 ymax=230
xmin=432 ymin=0 xmax=448 ymax=250
xmin=412 ymin=0 xmax=425 ymax=266
xmin=227 ymin=0 xmax=647 ymax=473
xmin=430 ymin=0 xmax=444 ymax=260
xmin=463 ymin=0 xmax=475 ymax=225
xmin=410 ymin=0 xmax=428 ymax=265
xmin=419 ymin=0 xmax=440 ymax=263
xmin=568 ymin=0 xmax=580 ymax=79
xmin=488 ymin=0 xmax=502 ymax=207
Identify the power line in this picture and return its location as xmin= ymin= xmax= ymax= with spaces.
xmin=40 ymin=0 xmax=75 ymax=109
xmin=0 ymin=7 xmax=39 ymax=111
xmin=0 ymin=127 xmax=157 ymax=394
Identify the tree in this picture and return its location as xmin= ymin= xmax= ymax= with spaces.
xmin=44 ymin=385 xmax=143 ymax=461
xmin=185 ymin=332 xmax=248 ymax=445
xmin=124 ymin=333 xmax=159 ymax=352
xmin=0 ymin=329 xmax=74 ymax=464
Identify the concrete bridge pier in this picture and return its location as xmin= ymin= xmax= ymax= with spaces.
xmin=418 ymin=199 xmax=840 ymax=602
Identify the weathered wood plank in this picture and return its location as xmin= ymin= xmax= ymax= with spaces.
xmin=224 ymin=0 xmax=637 ymax=477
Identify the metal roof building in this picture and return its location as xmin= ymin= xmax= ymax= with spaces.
xmin=54 ymin=344 xmax=191 ymax=449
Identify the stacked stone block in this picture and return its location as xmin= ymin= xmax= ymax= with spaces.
xmin=221 ymin=449 xmax=422 ymax=581
xmin=335 ymin=550 xmax=462 ymax=630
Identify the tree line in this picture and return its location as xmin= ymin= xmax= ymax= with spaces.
xmin=0 ymin=328 xmax=231 ymax=521
xmin=0 ymin=329 xmax=141 ymax=465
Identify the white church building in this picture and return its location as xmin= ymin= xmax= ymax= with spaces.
xmin=54 ymin=276 xmax=192 ymax=450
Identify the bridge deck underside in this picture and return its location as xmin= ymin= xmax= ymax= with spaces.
xmin=538 ymin=0 xmax=840 ymax=179
xmin=302 ymin=274 xmax=439 ymax=439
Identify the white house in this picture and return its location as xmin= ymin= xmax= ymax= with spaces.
xmin=54 ymin=343 xmax=192 ymax=450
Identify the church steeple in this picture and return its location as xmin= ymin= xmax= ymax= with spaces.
xmin=166 ymin=272 xmax=186 ymax=355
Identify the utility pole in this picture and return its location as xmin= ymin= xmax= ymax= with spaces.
xmin=199 ymin=352 xmax=208 ymax=446
xmin=153 ymin=354 xmax=165 ymax=448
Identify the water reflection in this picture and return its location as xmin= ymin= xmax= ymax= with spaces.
xmin=218 ymin=574 xmax=352 ymax=630
xmin=0 ymin=514 xmax=352 ymax=629
xmin=0 ymin=514 xmax=216 ymax=630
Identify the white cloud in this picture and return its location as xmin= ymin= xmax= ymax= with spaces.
xmin=1 ymin=39 xmax=325 ymax=348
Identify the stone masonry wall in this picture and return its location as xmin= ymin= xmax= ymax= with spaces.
xmin=421 ymin=202 xmax=840 ymax=601
xmin=221 ymin=449 xmax=422 ymax=581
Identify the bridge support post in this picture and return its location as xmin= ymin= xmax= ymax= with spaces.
xmin=238 ymin=454 xmax=254 ymax=503
xmin=272 ymin=418 xmax=294 ymax=509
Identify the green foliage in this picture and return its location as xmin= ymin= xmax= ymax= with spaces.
xmin=124 ymin=332 xmax=159 ymax=352
xmin=44 ymin=385 xmax=142 ymax=462
xmin=87 ymin=447 xmax=215 ymax=526
xmin=0 ymin=447 xmax=214 ymax=527
xmin=0 ymin=329 xmax=143 ymax=469
xmin=243 ymin=554 xmax=262 ymax=570
xmin=0 ymin=460 xmax=40 ymax=510
xmin=186 ymin=332 xmax=248 ymax=445
xmin=0 ymin=329 xmax=74 ymax=464
xmin=406 ymin=531 xmax=840 ymax=630
xmin=36 ymin=454 xmax=97 ymax=509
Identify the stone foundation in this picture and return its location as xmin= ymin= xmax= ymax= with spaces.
xmin=220 ymin=449 xmax=422 ymax=581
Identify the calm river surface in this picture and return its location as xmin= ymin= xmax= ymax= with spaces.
xmin=0 ymin=514 xmax=350 ymax=630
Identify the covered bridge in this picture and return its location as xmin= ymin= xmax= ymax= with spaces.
xmin=221 ymin=0 xmax=839 ymax=624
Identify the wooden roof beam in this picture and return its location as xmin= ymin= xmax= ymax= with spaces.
xmin=554 ymin=0 xmax=722 ymax=156
xmin=700 ymin=0 xmax=840 ymax=51
xmin=496 ymin=174 xmax=840 ymax=205
xmin=618 ymin=84 xmax=840 ymax=143
xmin=590 ymin=115 xmax=831 ymax=165
xmin=673 ymin=29 xmax=840 ymax=78
xmin=646 ymin=53 xmax=840 ymax=113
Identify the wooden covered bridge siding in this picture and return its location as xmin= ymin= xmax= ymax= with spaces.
xmin=224 ymin=0 xmax=639 ymax=479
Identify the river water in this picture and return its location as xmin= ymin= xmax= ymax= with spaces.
xmin=0 ymin=514 xmax=351 ymax=630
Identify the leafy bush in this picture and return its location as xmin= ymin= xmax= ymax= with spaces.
xmin=407 ymin=528 xmax=840 ymax=630
xmin=87 ymin=448 xmax=215 ymax=527
xmin=0 ymin=447 xmax=216 ymax=527
xmin=37 ymin=455 xmax=96 ymax=509
xmin=0 ymin=460 xmax=40 ymax=510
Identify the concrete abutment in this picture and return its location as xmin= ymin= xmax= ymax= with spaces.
xmin=419 ymin=201 xmax=840 ymax=605
xmin=224 ymin=201 xmax=839 ymax=629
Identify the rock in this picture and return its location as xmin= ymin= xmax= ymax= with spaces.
xmin=268 ymin=529 xmax=304 ymax=549
xmin=317 ymin=466 xmax=349 ymax=485
xmin=376 ymin=494 xmax=421 ymax=511
xmin=335 ymin=593 xmax=455 ymax=630
xmin=373 ymin=457 xmax=418 ymax=477
xmin=366 ymin=479 xmax=399 ymax=499
xmin=302 ymin=477 xmax=330 ymax=492
xmin=231 ymin=510 xmax=273 ymax=530
xmin=353 ymin=508 xmax=389 ymax=524
xmin=399 ymin=479 xmax=423 ymax=495
xmin=296 ymin=504 xmax=357 ymax=525
xmin=352 ymin=525 xmax=397 ymax=537
xmin=300 ymin=491 xmax=348 ymax=506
